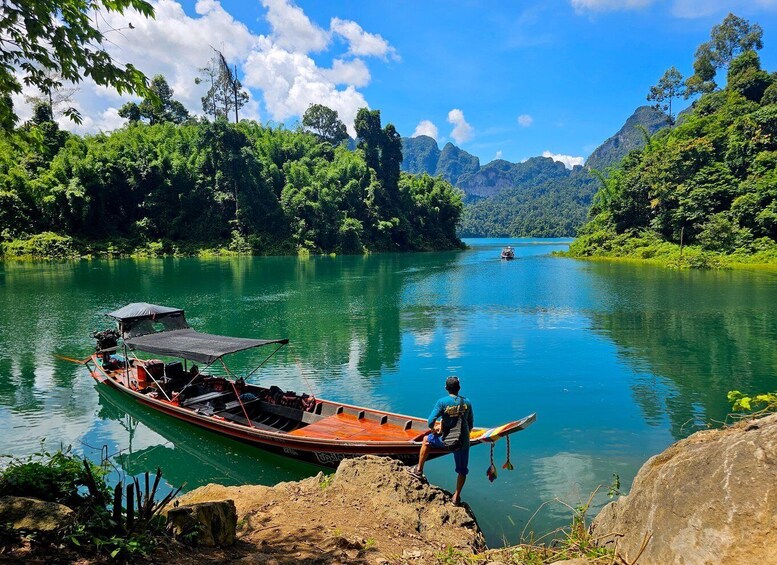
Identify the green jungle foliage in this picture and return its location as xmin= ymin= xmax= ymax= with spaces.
xmin=0 ymin=1 xmax=154 ymax=129
xmin=728 ymin=390 xmax=777 ymax=415
xmin=0 ymin=108 xmax=463 ymax=258
xmin=570 ymin=34 xmax=777 ymax=265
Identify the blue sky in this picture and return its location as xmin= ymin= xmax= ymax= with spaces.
xmin=16 ymin=0 xmax=777 ymax=167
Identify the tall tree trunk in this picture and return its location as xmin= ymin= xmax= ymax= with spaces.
xmin=234 ymin=64 xmax=239 ymax=124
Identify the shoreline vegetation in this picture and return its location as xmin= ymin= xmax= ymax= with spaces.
xmin=565 ymin=14 xmax=777 ymax=271
xmin=558 ymin=230 xmax=777 ymax=270
xmin=0 ymin=230 xmax=466 ymax=261
xmin=1 ymin=108 xmax=465 ymax=261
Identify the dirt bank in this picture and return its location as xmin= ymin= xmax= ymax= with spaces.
xmin=173 ymin=455 xmax=485 ymax=564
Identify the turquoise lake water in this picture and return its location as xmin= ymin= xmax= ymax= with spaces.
xmin=1 ymin=238 xmax=776 ymax=545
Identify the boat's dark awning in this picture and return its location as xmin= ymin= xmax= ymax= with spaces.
xmin=125 ymin=329 xmax=288 ymax=364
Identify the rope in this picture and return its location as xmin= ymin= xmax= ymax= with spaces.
xmin=294 ymin=355 xmax=318 ymax=403
xmin=486 ymin=443 xmax=497 ymax=482
xmin=244 ymin=342 xmax=287 ymax=380
xmin=502 ymin=436 xmax=514 ymax=470
xmin=230 ymin=381 xmax=254 ymax=428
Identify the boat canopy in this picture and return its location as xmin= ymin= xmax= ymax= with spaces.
xmin=125 ymin=329 xmax=289 ymax=364
xmin=107 ymin=303 xmax=288 ymax=363
xmin=107 ymin=303 xmax=189 ymax=338
xmin=107 ymin=303 xmax=184 ymax=321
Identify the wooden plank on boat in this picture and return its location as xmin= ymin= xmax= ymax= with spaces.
xmin=181 ymin=390 xmax=232 ymax=407
xmin=255 ymin=400 xmax=320 ymax=424
xmin=287 ymin=413 xmax=419 ymax=441
xmin=222 ymin=412 xmax=285 ymax=432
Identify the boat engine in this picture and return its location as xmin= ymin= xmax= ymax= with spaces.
xmin=93 ymin=329 xmax=119 ymax=353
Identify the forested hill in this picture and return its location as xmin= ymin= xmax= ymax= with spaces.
xmin=460 ymin=164 xmax=598 ymax=238
xmin=401 ymin=105 xmax=669 ymax=237
xmin=0 ymin=106 xmax=464 ymax=258
xmin=570 ymin=48 xmax=777 ymax=265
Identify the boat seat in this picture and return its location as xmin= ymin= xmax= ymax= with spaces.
xmin=221 ymin=412 xmax=283 ymax=432
xmin=181 ymin=390 xmax=232 ymax=407
xmin=217 ymin=398 xmax=262 ymax=413
xmin=255 ymin=400 xmax=321 ymax=424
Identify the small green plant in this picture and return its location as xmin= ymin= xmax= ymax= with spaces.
xmin=728 ymin=390 xmax=777 ymax=415
xmin=180 ymin=522 xmax=205 ymax=546
xmin=0 ymin=443 xmax=109 ymax=508
xmin=433 ymin=546 xmax=481 ymax=564
xmin=319 ymin=473 xmax=335 ymax=490
xmin=607 ymin=473 xmax=621 ymax=498
xmin=0 ymin=446 xmax=181 ymax=560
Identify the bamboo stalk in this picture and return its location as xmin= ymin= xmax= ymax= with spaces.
xmin=144 ymin=471 xmax=150 ymax=518
xmin=81 ymin=459 xmax=105 ymax=506
xmin=126 ymin=485 xmax=135 ymax=532
xmin=113 ymin=482 xmax=123 ymax=533
xmin=134 ymin=478 xmax=143 ymax=516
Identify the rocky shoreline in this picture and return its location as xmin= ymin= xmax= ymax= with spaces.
xmin=3 ymin=413 xmax=777 ymax=564
xmin=169 ymin=412 xmax=777 ymax=564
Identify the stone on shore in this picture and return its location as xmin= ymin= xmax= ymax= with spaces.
xmin=166 ymin=499 xmax=237 ymax=547
xmin=0 ymin=496 xmax=74 ymax=534
xmin=593 ymin=413 xmax=777 ymax=565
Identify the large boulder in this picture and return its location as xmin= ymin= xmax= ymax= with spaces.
xmin=166 ymin=499 xmax=237 ymax=547
xmin=593 ymin=413 xmax=777 ymax=564
xmin=0 ymin=496 xmax=74 ymax=533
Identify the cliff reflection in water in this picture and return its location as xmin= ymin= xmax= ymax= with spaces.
xmin=585 ymin=262 xmax=777 ymax=439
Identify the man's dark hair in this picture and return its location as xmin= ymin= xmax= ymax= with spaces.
xmin=445 ymin=376 xmax=460 ymax=394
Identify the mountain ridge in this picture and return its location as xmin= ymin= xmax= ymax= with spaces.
xmin=400 ymin=105 xmax=670 ymax=237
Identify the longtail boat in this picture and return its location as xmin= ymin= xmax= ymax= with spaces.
xmin=86 ymin=303 xmax=535 ymax=468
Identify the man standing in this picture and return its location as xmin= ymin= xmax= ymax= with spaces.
xmin=407 ymin=376 xmax=474 ymax=505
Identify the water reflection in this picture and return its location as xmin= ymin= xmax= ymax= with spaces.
xmin=584 ymin=262 xmax=777 ymax=438
xmin=95 ymin=385 xmax=316 ymax=490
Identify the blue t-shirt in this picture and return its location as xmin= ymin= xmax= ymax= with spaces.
xmin=428 ymin=394 xmax=474 ymax=444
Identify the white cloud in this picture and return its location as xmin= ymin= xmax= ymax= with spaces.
xmin=242 ymin=39 xmax=368 ymax=135
xmin=95 ymin=0 xmax=258 ymax=116
xmin=495 ymin=150 xmax=503 ymax=159
xmin=447 ymin=109 xmax=473 ymax=144
xmin=322 ymin=58 xmax=371 ymax=87
xmin=13 ymin=0 xmax=397 ymax=137
xmin=330 ymin=17 xmax=399 ymax=60
xmin=261 ymin=0 xmax=328 ymax=53
xmin=571 ymin=0 xmax=654 ymax=12
xmin=517 ymin=114 xmax=533 ymax=127
xmin=542 ymin=150 xmax=584 ymax=169
xmin=412 ymin=120 xmax=438 ymax=140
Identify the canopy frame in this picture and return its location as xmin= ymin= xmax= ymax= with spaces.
xmin=122 ymin=328 xmax=289 ymax=365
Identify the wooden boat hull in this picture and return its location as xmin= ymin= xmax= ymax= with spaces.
xmin=88 ymin=355 xmax=535 ymax=469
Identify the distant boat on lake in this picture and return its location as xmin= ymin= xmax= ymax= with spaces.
xmin=85 ymin=303 xmax=535 ymax=468
xmin=501 ymin=246 xmax=515 ymax=260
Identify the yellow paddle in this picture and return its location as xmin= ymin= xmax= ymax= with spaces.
xmin=54 ymin=354 xmax=90 ymax=365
